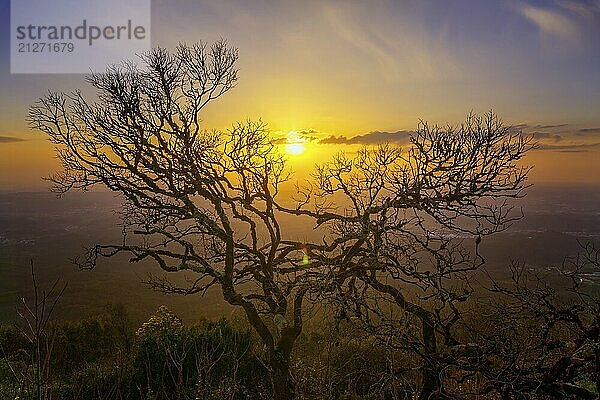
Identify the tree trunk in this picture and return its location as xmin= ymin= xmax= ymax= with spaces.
xmin=418 ymin=316 xmax=440 ymax=400
xmin=222 ymin=277 xmax=304 ymax=400
xmin=270 ymin=351 xmax=295 ymax=400
xmin=363 ymin=276 xmax=442 ymax=400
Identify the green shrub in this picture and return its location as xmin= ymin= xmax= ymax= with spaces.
xmin=135 ymin=306 xmax=268 ymax=400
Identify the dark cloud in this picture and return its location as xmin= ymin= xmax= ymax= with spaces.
xmin=0 ymin=136 xmax=26 ymax=143
xmin=507 ymin=124 xmax=529 ymax=134
xmin=320 ymin=130 xmax=413 ymax=145
xmin=532 ymin=131 xmax=563 ymax=141
xmin=578 ymin=127 xmax=600 ymax=133
xmin=294 ymin=129 xmax=319 ymax=142
xmin=309 ymin=124 xmax=599 ymax=151
xmin=533 ymin=123 xmax=569 ymax=129
xmin=511 ymin=123 xmax=569 ymax=135
xmin=535 ymin=142 xmax=600 ymax=152
xmin=297 ymin=128 xmax=318 ymax=135
xmin=319 ymin=136 xmax=348 ymax=144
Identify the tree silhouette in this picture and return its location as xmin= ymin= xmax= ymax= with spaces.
xmin=280 ymin=112 xmax=534 ymax=399
xmin=29 ymin=39 xmax=539 ymax=399
xmin=29 ymin=40 xmax=311 ymax=400
xmin=467 ymin=242 xmax=599 ymax=399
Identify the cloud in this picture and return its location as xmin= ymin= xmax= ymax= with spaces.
xmin=519 ymin=2 xmax=580 ymax=41
xmin=320 ymin=130 xmax=413 ymax=145
xmin=305 ymin=121 xmax=600 ymax=152
xmin=534 ymin=123 xmax=569 ymax=129
xmin=0 ymin=136 xmax=26 ymax=143
xmin=556 ymin=0 xmax=600 ymax=20
xmin=578 ymin=127 xmax=600 ymax=133
xmin=271 ymin=129 xmax=320 ymax=145
xmin=320 ymin=2 xmax=461 ymax=83
xmin=535 ymin=142 xmax=600 ymax=152
xmin=532 ymin=131 xmax=563 ymax=141
xmin=318 ymin=136 xmax=351 ymax=144
xmin=506 ymin=124 xmax=529 ymax=134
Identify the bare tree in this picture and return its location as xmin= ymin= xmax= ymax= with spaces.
xmin=2 ymin=261 xmax=67 ymax=400
xmin=29 ymin=37 xmax=540 ymax=399
xmin=279 ymin=112 xmax=534 ymax=399
xmin=29 ymin=41 xmax=311 ymax=400
xmin=461 ymin=242 xmax=599 ymax=399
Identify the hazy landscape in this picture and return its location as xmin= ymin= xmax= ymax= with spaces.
xmin=1 ymin=182 xmax=598 ymax=324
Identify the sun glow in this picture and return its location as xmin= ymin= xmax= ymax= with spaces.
xmin=284 ymin=131 xmax=307 ymax=156
xmin=286 ymin=142 xmax=305 ymax=155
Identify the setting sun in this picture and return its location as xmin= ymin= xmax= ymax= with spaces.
xmin=285 ymin=142 xmax=305 ymax=155
xmin=284 ymin=131 xmax=306 ymax=156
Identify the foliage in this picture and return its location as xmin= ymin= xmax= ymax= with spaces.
xmin=0 ymin=306 xmax=269 ymax=400
xmin=134 ymin=306 xmax=268 ymax=400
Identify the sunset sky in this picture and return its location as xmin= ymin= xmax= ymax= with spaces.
xmin=1 ymin=0 xmax=600 ymax=189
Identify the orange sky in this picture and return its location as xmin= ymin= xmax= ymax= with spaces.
xmin=1 ymin=129 xmax=600 ymax=191
xmin=1 ymin=1 xmax=600 ymax=190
